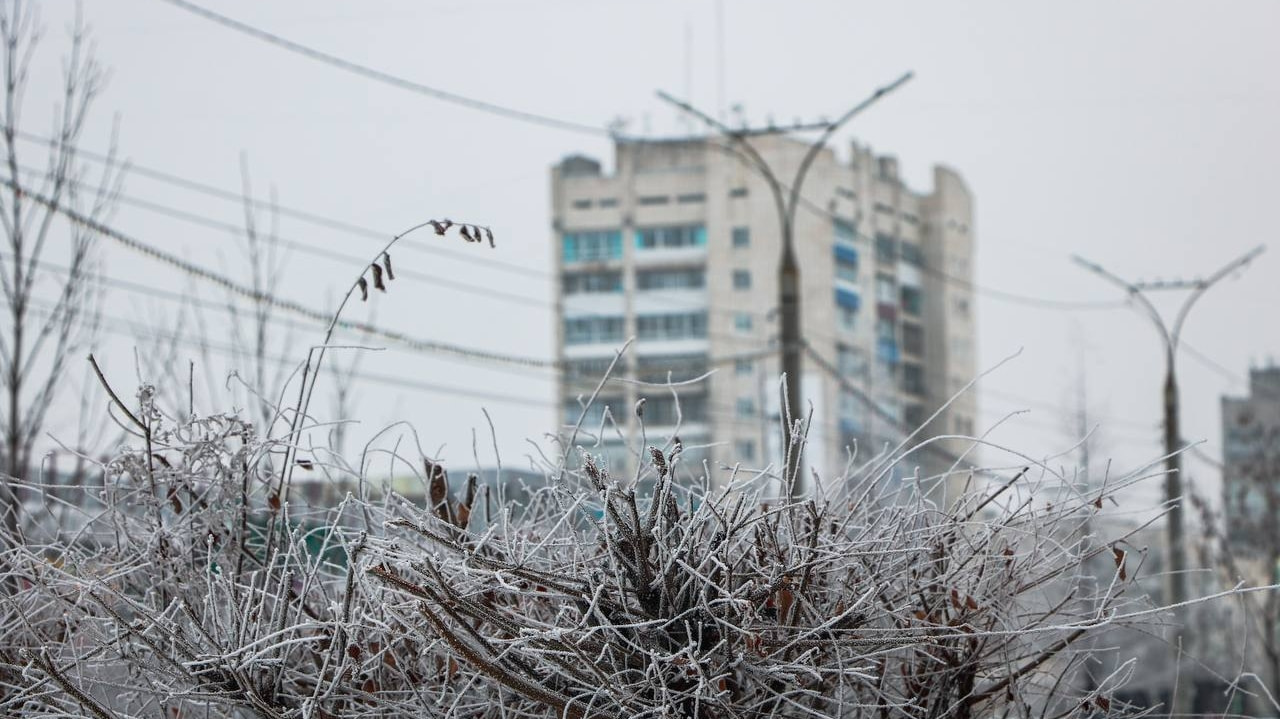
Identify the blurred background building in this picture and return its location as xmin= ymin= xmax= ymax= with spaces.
xmin=551 ymin=135 xmax=976 ymax=489
xmin=1222 ymin=365 xmax=1280 ymax=555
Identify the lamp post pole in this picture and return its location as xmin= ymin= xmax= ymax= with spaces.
xmin=1073 ymin=245 xmax=1264 ymax=713
xmin=658 ymin=71 xmax=912 ymax=498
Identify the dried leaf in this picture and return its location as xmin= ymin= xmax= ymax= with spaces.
xmin=296 ymin=458 xmax=314 ymax=470
xmin=268 ymin=492 xmax=281 ymax=512
xmin=484 ymin=226 xmax=495 ymax=248
xmin=371 ymin=263 xmax=386 ymax=291
xmin=382 ymin=251 xmax=395 ymax=280
xmin=965 ymin=594 xmax=979 ymax=611
xmin=459 ymin=225 xmax=474 ymax=242
xmin=426 ymin=459 xmax=449 ymax=520
xmin=1112 ymin=547 xmax=1127 ymax=581
xmin=1094 ymin=696 xmax=1111 ymax=711
xmin=1093 ymin=496 xmax=1103 ymax=510
xmin=776 ymin=588 xmax=794 ymax=620
xmin=357 ymin=277 xmax=369 ymax=301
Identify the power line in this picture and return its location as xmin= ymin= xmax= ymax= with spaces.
xmin=155 ymin=0 xmax=610 ymax=137
xmin=9 ymin=137 xmax=780 ymax=332
xmin=23 ymin=297 xmax=553 ymax=410
xmin=11 ymin=127 xmax=549 ymax=281
xmin=3 ymin=177 xmax=557 ymax=369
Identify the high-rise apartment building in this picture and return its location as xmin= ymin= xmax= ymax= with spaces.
xmin=551 ymin=135 xmax=976 ymax=490
xmin=1221 ymin=365 xmax=1280 ymax=553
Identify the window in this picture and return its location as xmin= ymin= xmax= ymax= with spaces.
xmin=902 ymin=323 xmax=924 ymax=356
xmin=638 ymin=195 xmax=669 ymax=206
xmin=636 ymin=268 xmax=705 ymax=291
xmin=636 ymin=225 xmax=706 ymax=250
xmin=732 ymin=226 xmax=750 ymax=248
xmin=735 ymin=358 xmax=754 ymax=375
xmin=900 ymin=242 xmax=923 ymax=266
xmin=874 ymin=233 xmax=896 ymax=263
xmin=635 ymin=354 xmax=708 ymax=384
xmin=901 ymin=286 xmax=922 ymax=316
xmin=677 ymin=192 xmax=706 ymax=204
xmin=734 ymin=312 xmax=753 ymax=333
xmin=564 ymin=316 xmax=624 ymax=345
xmin=876 ymin=317 xmax=896 ymax=342
xmin=736 ymin=397 xmax=756 ymax=417
xmin=562 ymin=230 xmax=622 ymax=263
xmin=642 ymin=394 xmax=707 ymax=425
xmin=563 ymin=271 xmax=622 ymax=295
xmin=954 ymin=296 xmax=971 ymax=317
xmin=876 ymin=275 xmax=897 ymax=304
xmin=565 ymin=357 xmax=615 ymax=380
xmin=903 ymin=363 xmax=925 ymax=396
xmin=836 ymin=187 xmax=856 ymax=201
xmin=734 ymin=439 xmax=756 ymax=461
xmin=838 ymin=306 xmax=858 ymax=333
xmin=955 ymin=415 xmax=975 ymax=436
xmin=733 ymin=270 xmax=752 ymax=290
xmin=836 ymin=344 xmax=866 ymax=378
xmin=729 ymin=187 xmax=748 ymax=198
xmin=563 ymin=397 xmax=620 ymax=426
xmin=597 ymin=197 xmax=619 ymax=208
xmin=834 ymin=245 xmax=859 ymax=283
xmin=571 ymin=199 xmax=592 ymax=210
xmin=636 ymin=312 xmax=708 ymax=341
xmin=834 ymin=218 xmax=858 ymax=244
xmin=904 ymin=404 xmax=926 ymax=429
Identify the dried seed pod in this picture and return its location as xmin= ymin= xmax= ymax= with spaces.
xmin=371 ymin=263 xmax=386 ymax=291
xmin=357 ymin=277 xmax=369 ymax=301
xmin=634 ymin=397 xmax=645 ymax=419
xmin=459 ymin=225 xmax=474 ymax=242
xmin=582 ymin=451 xmax=605 ymax=492
xmin=649 ymin=446 xmax=667 ymax=478
xmin=484 ymin=227 xmax=495 ymax=248
xmin=429 ymin=220 xmax=447 ymax=236
xmin=382 ymin=251 xmax=395 ymax=280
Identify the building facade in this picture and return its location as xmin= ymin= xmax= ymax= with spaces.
xmin=551 ymin=135 xmax=976 ymax=492
xmin=1222 ymin=365 xmax=1280 ymax=553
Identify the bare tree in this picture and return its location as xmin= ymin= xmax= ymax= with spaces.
xmin=0 ymin=0 xmax=121 ymax=539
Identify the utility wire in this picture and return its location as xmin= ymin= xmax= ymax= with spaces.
xmin=22 ymin=297 xmax=552 ymax=410
xmin=10 ymin=126 xmax=549 ymax=281
xmin=3 ymin=177 xmax=557 ymax=368
xmin=8 ymin=144 xmax=778 ymax=331
xmin=155 ymin=0 xmax=610 ymax=137
xmin=13 ymin=128 xmax=1129 ymax=316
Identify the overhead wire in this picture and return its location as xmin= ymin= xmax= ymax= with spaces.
xmin=2 ymin=177 xmax=557 ymax=369
xmin=8 ymin=138 xmax=779 ymax=332
xmin=154 ymin=0 xmax=611 ymax=137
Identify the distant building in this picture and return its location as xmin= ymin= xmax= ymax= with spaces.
xmin=1221 ymin=365 xmax=1280 ymax=553
xmin=551 ymin=135 xmax=976 ymax=491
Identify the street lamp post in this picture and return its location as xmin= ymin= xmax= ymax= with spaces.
xmin=1073 ymin=245 xmax=1264 ymax=713
xmin=657 ymin=71 xmax=912 ymax=498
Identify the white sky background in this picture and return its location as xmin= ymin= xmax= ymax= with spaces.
xmin=17 ymin=1 xmax=1279 ymax=506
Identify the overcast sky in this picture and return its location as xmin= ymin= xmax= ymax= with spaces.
xmin=19 ymin=0 xmax=1280 ymax=505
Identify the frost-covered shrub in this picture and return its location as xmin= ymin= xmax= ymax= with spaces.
xmin=1 ymin=401 xmax=1161 ymax=718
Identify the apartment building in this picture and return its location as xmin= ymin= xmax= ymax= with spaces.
xmin=551 ymin=135 xmax=976 ymax=491
xmin=1221 ymin=365 xmax=1280 ymax=554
